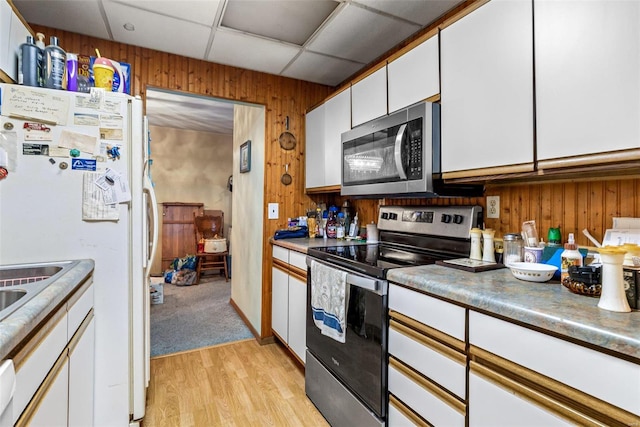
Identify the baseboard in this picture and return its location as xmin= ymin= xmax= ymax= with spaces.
xmin=229 ymin=297 xmax=262 ymax=340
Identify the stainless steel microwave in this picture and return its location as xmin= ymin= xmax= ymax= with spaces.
xmin=341 ymin=102 xmax=482 ymax=198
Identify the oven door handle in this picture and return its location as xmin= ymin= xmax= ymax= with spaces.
xmin=346 ymin=273 xmax=380 ymax=292
xmin=394 ymin=123 xmax=407 ymax=180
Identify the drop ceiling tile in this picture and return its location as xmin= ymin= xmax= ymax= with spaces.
xmin=209 ymin=30 xmax=301 ymax=75
xmin=307 ymin=3 xmax=420 ymax=64
xmin=104 ymin=1 xmax=211 ymax=60
xmin=109 ymin=0 xmax=221 ymax=27
xmin=222 ymin=0 xmax=339 ymax=46
xmin=355 ymin=0 xmax=464 ymax=26
xmin=282 ymin=51 xmax=363 ymax=86
xmin=13 ymin=0 xmax=110 ymax=40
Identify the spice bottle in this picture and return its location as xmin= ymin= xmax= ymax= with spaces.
xmin=469 ymin=228 xmax=483 ymax=260
xmin=560 ymin=233 xmax=583 ymax=283
xmin=482 ymin=229 xmax=496 ymax=263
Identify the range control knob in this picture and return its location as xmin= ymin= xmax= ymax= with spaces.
xmin=453 ymin=214 xmax=464 ymax=224
xmin=389 ymin=213 xmax=398 ymax=220
xmin=381 ymin=212 xmax=389 ymax=220
xmin=441 ymin=214 xmax=452 ymax=224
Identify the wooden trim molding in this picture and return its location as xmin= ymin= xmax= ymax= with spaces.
xmin=390 ymin=356 xmax=466 ymax=415
xmin=439 ymin=0 xmax=491 ymax=31
xmin=272 ymin=258 xmax=289 ymax=273
xmin=442 ymin=163 xmax=535 ymax=180
xmin=229 ymin=297 xmax=260 ymax=341
xmin=389 ymin=318 xmax=466 ymax=365
xmin=469 ymin=346 xmax=640 ymax=427
xmin=11 ymin=307 xmax=66 ymax=370
xmin=537 ymin=148 xmax=640 ymax=170
xmin=389 ymin=310 xmax=465 ymax=353
xmin=389 ymin=394 xmax=430 ymax=427
xmin=350 ymin=62 xmax=387 ymax=85
xmin=289 ymin=266 xmax=307 ymax=283
xmin=305 ymin=184 xmax=341 ymax=194
xmin=387 ymin=29 xmax=439 ymax=63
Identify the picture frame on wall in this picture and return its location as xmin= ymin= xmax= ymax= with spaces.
xmin=240 ymin=140 xmax=251 ymax=173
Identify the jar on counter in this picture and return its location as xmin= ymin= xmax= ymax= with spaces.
xmin=503 ymin=233 xmax=524 ymax=266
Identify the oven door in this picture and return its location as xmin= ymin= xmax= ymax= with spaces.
xmin=306 ymin=258 xmax=388 ymax=419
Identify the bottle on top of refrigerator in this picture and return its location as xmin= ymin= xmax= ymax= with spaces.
xmin=349 ymin=212 xmax=359 ymax=238
xmin=66 ymin=53 xmax=78 ymax=91
xmin=35 ymin=33 xmax=45 ymax=50
xmin=326 ymin=207 xmax=338 ymax=239
xmin=18 ymin=36 xmax=42 ymax=87
xmin=44 ymin=36 xmax=67 ymax=90
xmin=560 ymin=233 xmax=583 ymax=283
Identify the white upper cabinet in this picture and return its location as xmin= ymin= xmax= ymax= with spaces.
xmin=323 ymin=88 xmax=350 ymax=187
xmin=388 ymin=34 xmax=439 ymax=113
xmin=440 ymin=0 xmax=534 ymax=174
xmin=351 ymin=66 xmax=387 ymax=127
xmin=535 ymin=0 xmax=640 ymax=163
xmin=305 ymin=103 xmax=326 ymax=189
xmin=0 ymin=0 xmax=13 ymax=81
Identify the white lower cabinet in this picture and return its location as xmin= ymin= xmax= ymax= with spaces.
xmin=388 ymin=283 xmax=466 ymax=426
xmin=469 ymin=311 xmax=640 ymax=426
xmin=68 ymin=316 xmax=95 ymax=427
xmin=469 ymin=368 xmax=571 ymax=427
xmin=14 ymin=280 xmax=95 ymax=427
xmin=271 ymin=246 xmax=308 ymax=364
xmin=28 ymin=357 xmax=70 ymax=427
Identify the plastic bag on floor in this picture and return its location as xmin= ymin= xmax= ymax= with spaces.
xmin=164 ymin=268 xmax=197 ymax=286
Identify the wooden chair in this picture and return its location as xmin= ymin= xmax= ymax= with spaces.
xmin=193 ymin=210 xmax=229 ymax=283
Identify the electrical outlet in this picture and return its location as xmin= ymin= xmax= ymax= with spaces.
xmin=268 ymin=203 xmax=279 ymax=219
xmin=486 ymin=196 xmax=500 ymax=219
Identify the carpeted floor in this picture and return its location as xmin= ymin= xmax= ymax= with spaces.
xmin=150 ymin=275 xmax=253 ymax=357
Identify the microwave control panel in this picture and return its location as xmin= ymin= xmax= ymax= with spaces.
xmin=406 ymin=119 xmax=422 ymax=180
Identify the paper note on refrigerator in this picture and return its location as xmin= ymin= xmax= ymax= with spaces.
xmin=82 ymin=172 xmax=119 ymax=221
xmin=58 ymin=129 xmax=100 ymax=155
xmin=1 ymin=85 xmax=70 ymax=125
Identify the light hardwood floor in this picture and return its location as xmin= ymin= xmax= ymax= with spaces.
xmin=144 ymin=339 xmax=329 ymax=426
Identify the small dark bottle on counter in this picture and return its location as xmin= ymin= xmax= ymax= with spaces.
xmin=326 ymin=207 xmax=338 ymax=239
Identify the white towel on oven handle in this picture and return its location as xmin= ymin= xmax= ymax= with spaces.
xmin=310 ymin=260 xmax=349 ymax=343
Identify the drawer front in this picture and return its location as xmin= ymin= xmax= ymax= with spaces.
xmin=469 ymin=369 xmax=572 ymax=427
xmin=288 ymin=250 xmax=307 ymax=271
xmin=388 ymin=394 xmax=428 ymax=427
xmin=389 ymin=283 xmax=465 ymax=341
xmin=389 ymin=324 xmax=466 ymax=399
xmin=272 ymin=246 xmax=289 ymax=263
xmin=68 ymin=283 xmax=94 ymax=340
xmin=14 ymin=312 xmax=68 ymax=423
xmin=389 ymin=359 xmax=465 ymax=427
xmin=469 ymin=311 xmax=640 ymax=416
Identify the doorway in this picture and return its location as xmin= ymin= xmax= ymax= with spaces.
xmin=144 ymin=87 xmax=256 ymax=356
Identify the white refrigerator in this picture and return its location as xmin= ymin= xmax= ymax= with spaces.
xmin=0 ymin=83 xmax=158 ymax=426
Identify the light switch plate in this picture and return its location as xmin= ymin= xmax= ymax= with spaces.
xmin=486 ymin=196 xmax=500 ymax=219
xmin=268 ymin=203 xmax=279 ymax=219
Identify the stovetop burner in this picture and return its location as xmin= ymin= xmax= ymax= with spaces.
xmin=307 ymin=205 xmax=484 ymax=279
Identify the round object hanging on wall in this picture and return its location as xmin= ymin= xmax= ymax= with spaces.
xmin=279 ymin=116 xmax=296 ymax=150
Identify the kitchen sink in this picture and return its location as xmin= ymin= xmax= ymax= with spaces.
xmin=0 ymin=290 xmax=27 ymax=310
xmin=0 ymin=261 xmax=78 ymax=321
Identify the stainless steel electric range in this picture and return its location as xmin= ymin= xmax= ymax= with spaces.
xmin=305 ymin=205 xmax=483 ymax=427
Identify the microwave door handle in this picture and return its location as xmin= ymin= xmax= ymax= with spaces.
xmin=394 ymin=123 xmax=408 ymax=180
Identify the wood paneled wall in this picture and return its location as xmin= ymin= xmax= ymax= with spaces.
xmin=332 ymin=177 xmax=640 ymax=247
xmin=30 ymin=25 xmax=330 ymax=337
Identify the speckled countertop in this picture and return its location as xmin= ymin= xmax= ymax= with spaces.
xmin=0 ymin=259 xmax=94 ymax=361
xmin=388 ymin=265 xmax=640 ymax=362
xmin=270 ymin=237 xmax=367 ymax=253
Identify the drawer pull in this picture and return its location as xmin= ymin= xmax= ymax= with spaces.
xmin=470 ymin=347 xmax=640 ymax=427
xmin=389 ymin=394 xmax=430 ymax=427
xmin=390 ymin=318 xmax=465 ymax=365
xmin=390 ymin=356 xmax=465 ymax=415
xmin=389 ymin=310 xmax=465 ymax=353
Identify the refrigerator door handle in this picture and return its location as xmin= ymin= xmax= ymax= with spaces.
xmin=143 ymin=173 xmax=158 ymax=280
